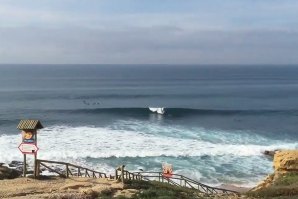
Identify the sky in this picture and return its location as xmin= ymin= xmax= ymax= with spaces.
xmin=0 ymin=0 xmax=298 ymax=64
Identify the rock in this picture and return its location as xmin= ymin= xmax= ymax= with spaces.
xmin=8 ymin=161 xmax=23 ymax=168
xmin=274 ymin=150 xmax=298 ymax=172
xmin=26 ymin=170 xmax=34 ymax=174
xmin=0 ymin=165 xmax=22 ymax=180
xmin=263 ymin=149 xmax=280 ymax=157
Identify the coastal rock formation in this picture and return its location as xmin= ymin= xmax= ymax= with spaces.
xmin=0 ymin=165 xmax=21 ymax=180
xmin=251 ymin=150 xmax=298 ymax=195
xmin=263 ymin=149 xmax=280 ymax=157
xmin=274 ymin=150 xmax=298 ymax=172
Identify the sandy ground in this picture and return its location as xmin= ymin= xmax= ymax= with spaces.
xmin=0 ymin=177 xmax=254 ymax=199
xmin=0 ymin=177 xmax=134 ymax=199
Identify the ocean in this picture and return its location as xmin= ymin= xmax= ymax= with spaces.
xmin=0 ymin=64 xmax=297 ymax=187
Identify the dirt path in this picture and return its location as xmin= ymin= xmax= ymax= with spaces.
xmin=0 ymin=177 xmax=135 ymax=199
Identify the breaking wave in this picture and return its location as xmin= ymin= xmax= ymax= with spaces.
xmin=53 ymin=107 xmax=298 ymax=117
xmin=1 ymin=124 xmax=296 ymax=162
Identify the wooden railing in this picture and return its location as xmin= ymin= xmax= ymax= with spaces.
xmin=115 ymin=166 xmax=238 ymax=195
xmin=33 ymin=160 xmax=238 ymax=195
xmin=34 ymin=159 xmax=108 ymax=179
xmin=115 ymin=165 xmax=143 ymax=181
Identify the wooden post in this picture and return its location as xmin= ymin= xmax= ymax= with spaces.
xmin=34 ymin=158 xmax=37 ymax=178
xmin=33 ymin=153 xmax=37 ymax=178
xmin=66 ymin=164 xmax=69 ymax=178
xmin=23 ymin=154 xmax=26 ymax=177
xmin=121 ymin=165 xmax=125 ymax=183
xmin=37 ymin=160 xmax=40 ymax=177
xmin=34 ymin=132 xmax=37 ymax=178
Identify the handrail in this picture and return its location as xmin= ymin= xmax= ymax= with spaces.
xmin=35 ymin=159 xmax=108 ymax=179
xmin=128 ymin=171 xmax=239 ymax=195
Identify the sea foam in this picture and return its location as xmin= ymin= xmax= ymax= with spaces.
xmin=1 ymin=124 xmax=296 ymax=163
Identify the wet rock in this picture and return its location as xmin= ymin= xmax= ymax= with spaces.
xmin=8 ymin=161 xmax=31 ymax=172
xmin=263 ymin=149 xmax=280 ymax=157
xmin=8 ymin=161 xmax=24 ymax=168
xmin=0 ymin=165 xmax=22 ymax=180
xmin=51 ymin=166 xmax=64 ymax=174
xmin=26 ymin=170 xmax=34 ymax=174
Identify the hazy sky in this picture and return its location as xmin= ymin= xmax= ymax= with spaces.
xmin=0 ymin=0 xmax=298 ymax=64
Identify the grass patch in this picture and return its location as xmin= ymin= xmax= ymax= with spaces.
xmin=274 ymin=173 xmax=298 ymax=186
xmin=122 ymin=180 xmax=204 ymax=199
xmin=247 ymin=173 xmax=298 ymax=198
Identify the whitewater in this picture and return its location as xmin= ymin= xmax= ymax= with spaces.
xmin=0 ymin=64 xmax=298 ymax=187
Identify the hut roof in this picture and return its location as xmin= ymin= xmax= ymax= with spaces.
xmin=17 ymin=120 xmax=44 ymax=130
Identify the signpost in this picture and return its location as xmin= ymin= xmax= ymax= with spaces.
xmin=17 ymin=120 xmax=43 ymax=177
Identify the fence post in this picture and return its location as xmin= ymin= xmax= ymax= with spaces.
xmin=34 ymin=159 xmax=37 ymax=178
xmin=121 ymin=165 xmax=125 ymax=183
xmin=66 ymin=164 xmax=69 ymax=178
xmin=36 ymin=160 xmax=40 ymax=177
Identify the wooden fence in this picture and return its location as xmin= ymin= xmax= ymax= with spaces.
xmin=34 ymin=159 xmax=108 ymax=179
xmin=115 ymin=166 xmax=239 ymax=195
xmin=33 ymin=160 xmax=238 ymax=196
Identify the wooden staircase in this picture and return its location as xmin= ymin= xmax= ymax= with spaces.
xmin=34 ymin=160 xmax=239 ymax=195
xmin=115 ymin=166 xmax=239 ymax=195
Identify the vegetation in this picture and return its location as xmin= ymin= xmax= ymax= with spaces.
xmin=97 ymin=180 xmax=204 ymax=199
xmin=247 ymin=173 xmax=298 ymax=198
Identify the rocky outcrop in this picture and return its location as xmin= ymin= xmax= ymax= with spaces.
xmin=274 ymin=150 xmax=298 ymax=173
xmin=263 ymin=149 xmax=280 ymax=157
xmin=252 ymin=150 xmax=298 ymax=192
xmin=0 ymin=165 xmax=22 ymax=180
xmin=8 ymin=161 xmax=25 ymax=172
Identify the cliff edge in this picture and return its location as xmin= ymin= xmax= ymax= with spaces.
xmin=250 ymin=150 xmax=298 ymax=198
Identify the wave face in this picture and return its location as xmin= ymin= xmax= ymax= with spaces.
xmin=61 ymin=107 xmax=298 ymax=116
xmin=1 ymin=122 xmax=297 ymax=186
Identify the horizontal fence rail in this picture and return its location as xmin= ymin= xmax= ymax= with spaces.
xmin=33 ymin=161 xmax=238 ymax=196
xmin=115 ymin=168 xmax=239 ymax=195
xmin=35 ymin=159 xmax=108 ymax=179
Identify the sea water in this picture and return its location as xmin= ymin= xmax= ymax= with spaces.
xmin=0 ymin=64 xmax=297 ymax=187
